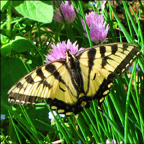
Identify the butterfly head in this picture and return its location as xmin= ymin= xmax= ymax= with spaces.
xmin=65 ymin=49 xmax=75 ymax=61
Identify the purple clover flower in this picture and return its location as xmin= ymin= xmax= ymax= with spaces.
xmin=45 ymin=39 xmax=79 ymax=62
xmin=81 ymin=12 xmax=109 ymax=43
xmin=53 ymin=1 xmax=76 ymax=24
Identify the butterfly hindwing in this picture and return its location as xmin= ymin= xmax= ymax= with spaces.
xmin=76 ymin=43 xmax=141 ymax=110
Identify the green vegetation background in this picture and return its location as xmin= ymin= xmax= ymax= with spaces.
xmin=1 ymin=1 xmax=144 ymax=144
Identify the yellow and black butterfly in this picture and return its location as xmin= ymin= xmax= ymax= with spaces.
xmin=8 ymin=43 xmax=141 ymax=116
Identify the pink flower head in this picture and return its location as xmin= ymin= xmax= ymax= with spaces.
xmin=53 ymin=1 xmax=76 ymax=24
xmin=81 ymin=12 xmax=109 ymax=43
xmin=45 ymin=39 xmax=79 ymax=62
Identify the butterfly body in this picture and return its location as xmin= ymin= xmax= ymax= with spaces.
xmin=8 ymin=43 xmax=141 ymax=116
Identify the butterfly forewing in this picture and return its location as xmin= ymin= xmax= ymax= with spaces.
xmin=8 ymin=60 xmax=80 ymax=115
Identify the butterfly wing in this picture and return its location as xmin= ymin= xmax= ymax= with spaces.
xmin=8 ymin=60 xmax=80 ymax=116
xmin=8 ymin=43 xmax=141 ymax=115
xmin=76 ymin=43 xmax=141 ymax=111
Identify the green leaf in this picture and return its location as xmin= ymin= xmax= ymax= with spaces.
xmin=1 ymin=57 xmax=28 ymax=105
xmin=12 ymin=1 xmax=53 ymax=23
xmin=1 ymin=100 xmax=9 ymax=121
xmin=1 ymin=43 xmax=12 ymax=56
xmin=113 ymin=22 xmax=118 ymax=29
xmin=11 ymin=36 xmax=33 ymax=52
xmin=26 ymin=104 xmax=52 ymax=131
xmin=1 ymin=1 xmax=11 ymax=12
xmin=1 ymin=33 xmax=10 ymax=44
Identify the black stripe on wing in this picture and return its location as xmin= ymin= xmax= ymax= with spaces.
xmin=114 ymin=47 xmax=141 ymax=75
xmin=86 ymin=48 xmax=96 ymax=94
xmin=8 ymin=61 xmax=65 ymax=105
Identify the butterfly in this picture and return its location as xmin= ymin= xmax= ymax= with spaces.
xmin=8 ymin=42 xmax=141 ymax=116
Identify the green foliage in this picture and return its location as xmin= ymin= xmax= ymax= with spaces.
xmin=1 ymin=0 xmax=144 ymax=144
xmin=1 ymin=57 xmax=28 ymax=105
xmin=12 ymin=1 xmax=53 ymax=23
